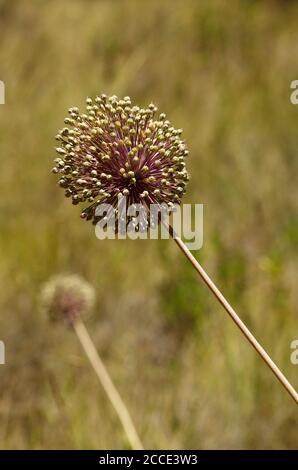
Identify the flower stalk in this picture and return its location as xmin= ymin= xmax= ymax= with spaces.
xmin=167 ymin=223 xmax=298 ymax=405
xmin=73 ymin=319 xmax=144 ymax=450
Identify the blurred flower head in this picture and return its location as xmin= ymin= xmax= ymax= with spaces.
xmin=40 ymin=274 xmax=95 ymax=324
xmin=53 ymin=94 xmax=189 ymax=225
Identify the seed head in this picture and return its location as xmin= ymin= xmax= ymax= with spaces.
xmin=40 ymin=274 xmax=95 ymax=325
xmin=53 ymin=95 xmax=189 ymax=225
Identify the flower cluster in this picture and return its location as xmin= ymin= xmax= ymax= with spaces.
xmin=53 ymin=95 xmax=189 ymax=226
xmin=40 ymin=274 xmax=95 ymax=324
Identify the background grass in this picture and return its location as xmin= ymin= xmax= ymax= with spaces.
xmin=0 ymin=0 xmax=297 ymax=449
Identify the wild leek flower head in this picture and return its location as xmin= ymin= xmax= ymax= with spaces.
xmin=40 ymin=274 xmax=95 ymax=324
xmin=53 ymin=95 xmax=189 ymax=225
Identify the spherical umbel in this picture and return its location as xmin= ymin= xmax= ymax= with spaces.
xmin=52 ymin=95 xmax=189 ymax=226
xmin=40 ymin=274 xmax=95 ymax=325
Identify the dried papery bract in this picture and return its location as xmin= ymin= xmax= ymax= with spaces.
xmin=52 ymin=95 xmax=298 ymax=406
xmin=41 ymin=274 xmax=143 ymax=449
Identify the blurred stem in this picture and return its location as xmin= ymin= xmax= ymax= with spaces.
xmin=167 ymin=223 xmax=298 ymax=405
xmin=73 ymin=320 xmax=144 ymax=450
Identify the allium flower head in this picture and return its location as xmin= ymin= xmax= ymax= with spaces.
xmin=53 ymin=95 xmax=189 ymax=225
xmin=40 ymin=274 xmax=95 ymax=324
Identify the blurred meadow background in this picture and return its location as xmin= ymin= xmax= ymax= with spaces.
xmin=0 ymin=0 xmax=297 ymax=449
